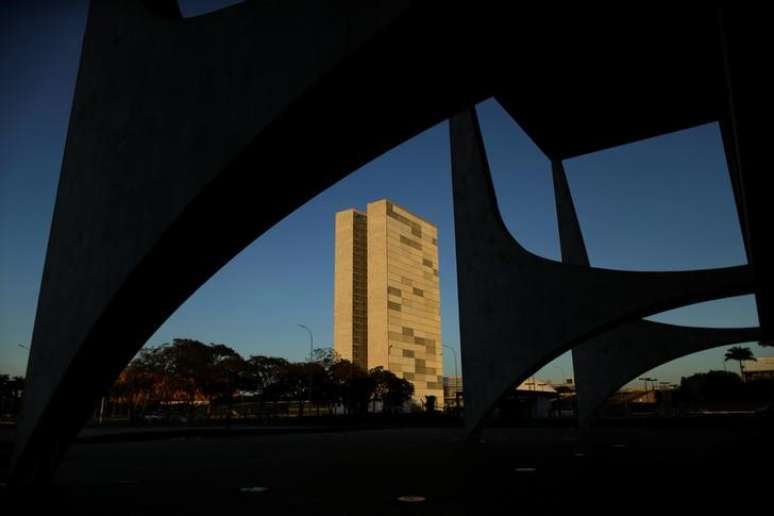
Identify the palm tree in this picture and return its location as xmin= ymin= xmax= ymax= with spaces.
xmin=724 ymin=346 xmax=756 ymax=381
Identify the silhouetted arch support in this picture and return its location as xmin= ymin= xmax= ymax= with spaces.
xmin=573 ymin=322 xmax=760 ymax=426
xmin=718 ymin=9 xmax=773 ymax=336
xmin=12 ymin=5 xmax=770 ymax=485
xmin=550 ymin=160 xmax=760 ymax=427
xmin=449 ymin=107 xmax=755 ymax=432
xmin=11 ymin=1 xmax=504 ymax=485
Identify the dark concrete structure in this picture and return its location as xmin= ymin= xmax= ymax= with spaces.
xmin=12 ymin=4 xmax=771 ymax=483
xmin=573 ymin=321 xmax=760 ymax=426
xmin=551 ymin=160 xmax=761 ymax=426
xmin=449 ymin=108 xmax=754 ymax=431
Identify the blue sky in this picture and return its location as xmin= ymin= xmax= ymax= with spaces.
xmin=1 ymin=1 xmax=768 ymax=386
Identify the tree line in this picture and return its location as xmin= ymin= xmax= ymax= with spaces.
xmin=110 ymin=338 xmax=415 ymax=422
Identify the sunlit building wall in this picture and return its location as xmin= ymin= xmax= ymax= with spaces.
xmin=334 ymin=199 xmax=444 ymax=406
xmin=333 ymin=209 xmax=369 ymax=369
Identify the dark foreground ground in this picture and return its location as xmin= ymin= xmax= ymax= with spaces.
xmin=2 ymin=416 xmax=772 ymax=515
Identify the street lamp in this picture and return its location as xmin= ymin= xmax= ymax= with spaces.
xmin=297 ymin=324 xmax=314 ymax=417
xmin=649 ymin=378 xmax=658 ymax=392
xmin=298 ymin=324 xmax=314 ymax=361
xmin=639 ymin=377 xmax=651 ymax=392
xmin=443 ymin=345 xmax=459 ymax=410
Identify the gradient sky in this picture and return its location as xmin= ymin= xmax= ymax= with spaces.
xmin=1 ymin=1 xmax=769 ymax=387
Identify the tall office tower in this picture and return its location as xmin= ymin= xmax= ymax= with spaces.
xmin=333 ymin=209 xmax=369 ymax=369
xmin=333 ymin=199 xmax=443 ymax=407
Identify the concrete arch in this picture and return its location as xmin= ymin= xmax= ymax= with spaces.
xmin=573 ymin=321 xmax=760 ymax=426
xmin=449 ymin=107 xmax=754 ymax=433
xmin=11 ymin=1 xmax=505 ymax=484
xmin=11 ymin=5 xmax=770 ymax=485
xmin=549 ymin=158 xmax=760 ymax=426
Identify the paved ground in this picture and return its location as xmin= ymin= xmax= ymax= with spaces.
xmin=2 ymin=417 xmax=772 ymax=514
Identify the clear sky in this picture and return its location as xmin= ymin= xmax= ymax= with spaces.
xmin=1 ymin=1 xmax=769 ymax=387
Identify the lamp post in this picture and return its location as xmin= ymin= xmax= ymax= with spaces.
xmin=298 ymin=324 xmax=314 ymax=361
xmin=298 ymin=324 xmax=314 ymax=417
xmin=443 ymin=345 xmax=459 ymax=411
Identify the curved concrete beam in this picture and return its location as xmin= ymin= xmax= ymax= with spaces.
xmin=13 ymin=4 xmax=764 ymax=484
xmin=550 ymin=160 xmax=759 ymax=425
xmin=573 ymin=321 xmax=760 ymax=425
xmin=719 ymin=9 xmax=773 ymax=337
xmin=12 ymin=1 xmax=509 ymax=484
xmin=449 ymin=107 xmax=754 ymax=432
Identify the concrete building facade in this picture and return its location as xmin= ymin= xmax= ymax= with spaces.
xmin=742 ymin=356 xmax=774 ymax=381
xmin=334 ymin=199 xmax=443 ymax=406
xmin=333 ymin=209 xmax=369 ymax=368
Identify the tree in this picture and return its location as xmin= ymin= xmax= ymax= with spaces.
xmin=368 ymin=367 xmax=414 ymax=413
xmin=678 ymin=370 xmax=744 ymax=403
xmin=328 ymin=359 xmax=374 ymax=415
xmin=111 ymin=347 xmax=169 ymax=421
xmin=128 ymin=339 xmax=239 ymax=420
xmin=153 ymin=339 xmax=212 ymax=409
xmin=382 ymin=372 xmax=413 ymax=413
xmin=311 ymin=347 xmax=340 ymax=369
xmin=724 ymin=346 xmax=757 ymax=381
xmin=278 ymin=362 xmax=313 ymax=417
xmin=200 ymin=344 xmax=251 ymax=420
xmin=246 ymin=355 xmax=290 ymax=418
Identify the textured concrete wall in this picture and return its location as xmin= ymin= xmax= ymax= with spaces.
xmin=334 ymin=210 xmax=357 ymax=364
xmin=367 ymin=201 xmax=389 ymax=371
xmin=369 ymin=200 xmax=443 ymax=405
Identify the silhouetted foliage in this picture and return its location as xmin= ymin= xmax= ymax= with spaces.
xmin=676 ymin=370 xmax=774 ymax=404
xmin=370 ymin=366 xmax=414 ymax=413
xmin=108 ymin=340 xmax=418 ymax=422
xmin=724 ymin=346 xmax=756 ymax=379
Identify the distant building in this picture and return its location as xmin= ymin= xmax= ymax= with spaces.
xmin=443 ymin=376 xmax=463 ymax=409
xmin=334 ymin=200 xmax=443 ymax=407
xmin=496 ymin=378 xmax=558 ymax=419
xmin=743 ymin=356 xmax=774 ymax=381
xmin=516 ymin=379 xmax=557 ymax=394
